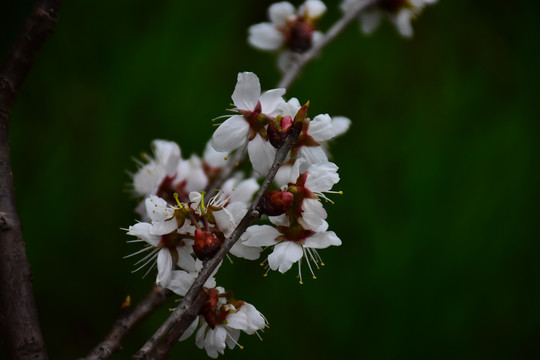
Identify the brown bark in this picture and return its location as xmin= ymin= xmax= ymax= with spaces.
xmin=0 ymin=1 xmax=63 ymax=359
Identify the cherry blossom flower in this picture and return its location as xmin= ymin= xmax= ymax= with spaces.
xmin=177 ymin=286 xmax=267 ymax=358
xmin=211 ymin=72 xmax=285 ymax=175
xmin=125 ymin=195 xmax=196 ymax=286
xmin=248 ymin=1 xmax=327 ymax=72
xmin=131 ymin=140 xmax=209 ymax=212
xmin=132 ymin=140 xmax=181 ymax=197
xmin=242 ymin=219 xmax=341 ymax=282
xmin=272 ymin=97 xmax=350 ymax=180
xmin=341 ymin=0 xmax=437 ymax=38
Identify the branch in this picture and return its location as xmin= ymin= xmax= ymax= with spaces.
xmin=277 ymin=0 xmax=376 ymax=89
xmin=0 ymin=1 xmax=63 ymax=359
xmin=130 ymin=4 xmax=380 ymax=358
xmin=79 ymin=286 xmax=173 ymax=360
xmin=133 ymin=126 xmax=302 ymax=360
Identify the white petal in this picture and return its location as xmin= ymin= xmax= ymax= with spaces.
xmin=248 ymin=134 xmax=276 ymax=175
xmin=392 ymin=9 xmax=414 ymax=38
xmin=241 ymin=225 xmax=280 ymax=247
xmin=232 ymin=72 xmax=261 ymax=110
xmin=195 ymin=323 xmax=207 ymax=349
xmin=276 ymin=97 xmax=301 ymax=117
xmin=312 ymin=30 xmax=324 ymax=45
xmin=167 ymin=270 xmax=195 ymax=296
xmin=127 ymin=222 xmax=160 ymax=246
xmin=268 ymin=241 xmax=303 ymax=273
xmin=225 ymin=329 xmax=241 ymax=350
xmin=269 ymin=1 xmax=295 ymax=26
xmin=332 ymin=116 xmax=351 ymax=137
xmin=309 ymin=114 xmax=335 ymax=142
xmin=274 ymin=164 xmax=293 ymax=188
xmin=181 ymin=155 xmax=208 ymax=193
xmin=156 ymin=250 xmax=173 ymax=286
xmin=145 ymin=195 xmax=174 ymax=222
xmin=211 ymin=115 xmax=249 ymax=152
xmin=300 ymin=198 xmax=327 ymax=229
xmin=305 ymin=162 xmax=340 ymax=192
xmin=203 ymin=140 xmax=228 ymax=168
xmin=133 ymin=161 xmax=164 ymax=196
xmin=248 ymin=23 xmax=284 ymax=51
xmin=176 ymin=246 xmax=196 ymax=272
xmin=304 ymin=230 xmax=342 ymax=249
xmin=224 ymin=202 xmax=248 ymax=225
xmin=298 ymin=146 xmax=329 ymax=171
xmin=152 ymin=140 xmax=181 ymax=175
xmin=225 ymin=310 xmax=249 ymax=331
xmin=150 ymin=219 xmax=178 ymax=236
xmin=230 ymin=242 xmax=262 ymax=260
xmin=213 ymin=208 xmax=236 ymax=236
xmin=228 ymin=178 xmax=259 ymax=204
xmin=299 ymin=0 xmax=327 ymax=19
xmin=179 ymin=318 xmax=199 ymax=341
xmin=239 ymin=303 xmax=266 ymax=333
xmin=360 ymin=11 xmax=382 ymax=35
xmin=259 ymin=88 xmax=286 ymax=115
xmin=269 ymin=214 xmax=290 ymax=227
xmin=205 ymin=326 xmax=227 ymax=358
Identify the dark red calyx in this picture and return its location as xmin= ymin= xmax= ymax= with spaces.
xmin=268 ymin=115 xmax=294 ymax=148
xmin=286 ymin=18 xmax=315 ymax=53
xmin=193 ymin=229 xmax=223 ymax=261
xmin=276 ymin=223 xmax=315 ymax=243
xmin=259 ymin=190 xmax=294 ymax=216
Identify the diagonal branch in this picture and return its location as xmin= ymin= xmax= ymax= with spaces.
xmin=278 ymin=0 xmax=376 ymax=89
xmin=0 ymin=1 xmax=63 ymax=360
xmin=132 ymin=125 xmax=302 ymax=360
xmin=78 ymin=286 xmax=173 ymax=360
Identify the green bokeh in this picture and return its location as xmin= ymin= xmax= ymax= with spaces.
xmin=2 ymin=1 xmax=539 ymax=359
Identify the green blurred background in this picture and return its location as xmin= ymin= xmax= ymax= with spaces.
xmin=2 ymin=1 xmax=539 ymax=359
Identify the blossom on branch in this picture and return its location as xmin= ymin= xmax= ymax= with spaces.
xmin=341 ymin=0 xmax=437 ymax=38
xmin=211 ymin=72 xmax=285 ymax=175
xmin=248 ymin=1 xmax=327 ymax=72
xmin=176 ymin=286 xmax=267 ymax=358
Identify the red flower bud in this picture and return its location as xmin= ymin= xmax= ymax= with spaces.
xmin=259 ymin=190 xmax=294 ymax=216
xmin=193 ymin=229 xmax=223 ymax=261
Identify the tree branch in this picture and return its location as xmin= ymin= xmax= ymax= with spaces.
xmin=277 ymin=0 xmax=376 ymax=89
xmin=130 ymin=3 xmax=380 ymax=358
xmin=132 ymin=126 xmax=302 ymax=360
xmin=79 ymin=286 xmax=173 ymax=360
xmin=0 ymin=1 xmax=63 ymax=359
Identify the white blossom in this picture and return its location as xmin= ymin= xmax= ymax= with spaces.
xmin=211 ymin=72 xmax=285 ymax=175
xmin=341 ymin=0 xmax=437 ymax=38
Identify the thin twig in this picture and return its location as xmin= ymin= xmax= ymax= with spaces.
xmin=79 ymin=286 xmax=173 ymax=360
xmin=277 ymin=0 xmax=376 ymax=89
xmin=0 ymin=1 xmax=63 ymax=359
xmin=133 ymin=126 xmax=302 ymax=360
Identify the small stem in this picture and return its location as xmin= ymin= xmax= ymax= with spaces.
xmin=79 ymin=286 xmax=173 ymax=360
xmin=278 ymin=0 xmax=376 ymax=89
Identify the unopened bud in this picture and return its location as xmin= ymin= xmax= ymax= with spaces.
xmin=193 ymin=229 xmax=223 ymax=261
xmin=287 ymin=19 xmax=315 ymax=52
xmin=259 ymin=190 xmax=294 ymax=216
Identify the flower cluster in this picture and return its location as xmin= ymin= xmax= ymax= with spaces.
xmin=125 ymin=70 xmax=347 ymax=356
xmin=121 ymin=0 xmax=438 ymax=356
